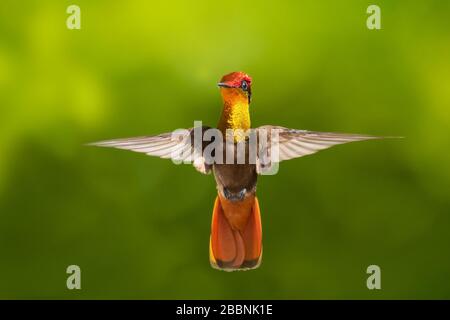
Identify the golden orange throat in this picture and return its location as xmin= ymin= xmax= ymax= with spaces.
xmin=217 ymin=88 xmax=251 ymax=141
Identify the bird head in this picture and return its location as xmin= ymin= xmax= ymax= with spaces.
xmin=218 ymin=72 xmax=252 ymax=105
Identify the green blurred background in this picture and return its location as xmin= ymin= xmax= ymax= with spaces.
xmin=0 ymin=0 xmax=449 ymax=299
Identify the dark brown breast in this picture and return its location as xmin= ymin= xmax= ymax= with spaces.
xmin=213 ymin=163 xmax=257 ymax=194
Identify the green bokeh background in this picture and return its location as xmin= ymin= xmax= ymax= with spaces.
xmin=0 ymin=0 xmax=449 ymax=299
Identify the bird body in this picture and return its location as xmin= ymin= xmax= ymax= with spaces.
xmin=90 ymin=71 xmax=386 ymax=271
xmin=211 ymin=73 xmax=260 ymax=270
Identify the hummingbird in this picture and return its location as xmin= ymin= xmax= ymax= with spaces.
xmin=90 ymin=71 xmax=385 ymax=271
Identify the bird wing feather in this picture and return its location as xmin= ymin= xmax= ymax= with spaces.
xmin=88 ymin=126 xmax=212 ymax=174
xmin=255 ymin=125 xmax=382 ymax=174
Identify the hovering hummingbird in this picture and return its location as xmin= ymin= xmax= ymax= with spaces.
xmin=90 ymin=72 xmax=386 ymax=271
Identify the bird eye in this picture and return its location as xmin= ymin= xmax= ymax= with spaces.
xmin=241 ymin=80 xmax=249 ymax=91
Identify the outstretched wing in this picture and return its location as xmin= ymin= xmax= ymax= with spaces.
xmin=255 ymin=125 xmax=382 ymax=174
xmin=88 ymin=126 xmax=212 ymax=174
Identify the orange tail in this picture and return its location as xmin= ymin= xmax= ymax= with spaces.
xmin=209 ymin=195 xmax=262 ymax=271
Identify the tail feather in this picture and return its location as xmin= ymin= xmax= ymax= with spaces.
xmin=243 ymin=197 xmax=262 ymax=263
xmin=209 ymin=195 xmax=262 ymax=271
xmin=210 ymin=197 xmax=236 ymax=264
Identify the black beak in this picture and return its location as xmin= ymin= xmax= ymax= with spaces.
xmin=217 ymin=82 xmax=234 ymax=88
